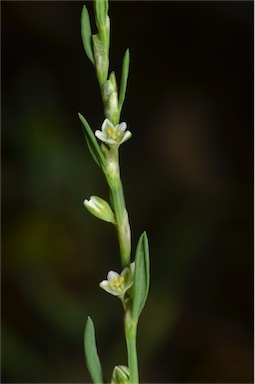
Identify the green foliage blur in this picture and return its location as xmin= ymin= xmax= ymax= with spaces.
xmin=2 ymin=1 xmax=253 ymax=383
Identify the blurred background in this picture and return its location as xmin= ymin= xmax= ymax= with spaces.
xmin=2 ymin=1 xmax=253 ymax=383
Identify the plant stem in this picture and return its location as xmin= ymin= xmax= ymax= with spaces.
xmin=109 ymin=177 xmax=131 ymax=268
xmin=104 ymin=147 xmax=131 ymax=268
xmin=124 ymin=312 xmax=139 ymax=384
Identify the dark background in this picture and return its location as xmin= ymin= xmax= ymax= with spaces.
xmin=2 ymin=1 xmax=254 ymax=383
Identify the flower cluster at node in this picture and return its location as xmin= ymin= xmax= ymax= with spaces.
xmin=95 ymin=119 xmax=132 ymax=146
xmin=99 ymin=262 xmax=134 ymax=297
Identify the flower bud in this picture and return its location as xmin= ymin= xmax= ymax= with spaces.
xmin=111 ymin=365 xmax=129 ymax=384
xmin=84 ymin=196 xmax=115 ymax=223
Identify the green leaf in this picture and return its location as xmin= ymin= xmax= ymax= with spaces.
xmin=118 ymin=49 xmax=130 ymax=112
xmin=131 ymin=232 xmax=150 ymax=320
xmin=81 ymin=5 xmax=95 ymax=65
xmin=78 ymin=113 xmax=106 ymax=169
xmin=84 ymin=316 xmax=104 ymax=384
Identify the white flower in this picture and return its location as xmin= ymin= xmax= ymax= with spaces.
xmin=95 ymin=119 xmax=132 ymax=146
xmin=84 ymin=195 xmax=115 ymax=223
xmin=99 ymin=262 xmax=134 ymax=297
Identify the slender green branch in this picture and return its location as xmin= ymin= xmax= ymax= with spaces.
xmin=124 ymin=312 xmax=139 ymax=384
xmin=104 ymin=147 xmax=131 ymax=268
xmin=110 ymin=181 xmax=131 ymax=269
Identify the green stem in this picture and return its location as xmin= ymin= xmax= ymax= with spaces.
xmin=124 ymin=313 xmax=139 ymax=384
xmin=112 ymin=182 xmax=131 ymax=269
xmin=104 ymin=147 xmax=131 ymax=268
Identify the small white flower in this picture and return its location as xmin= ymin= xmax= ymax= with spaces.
xmin=99 ymin=262 xmax=134 ymax=297
xmin=84 ymin=195 xmax=115 ymax=223
xmin=95 ymin=119 xmax=132 ymax=146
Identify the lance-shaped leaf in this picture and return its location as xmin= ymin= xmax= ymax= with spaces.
xmin=81 ymin=5 xmax=95 ymax=65
xmin=84 ymin=316 xmax=104 ymax=384
xmin=131 ymin=232 xmax=150 ymax=320
xmin=78 ymin=113 xmax=106 ymax=169
xmin=118 ymin=49 xmax=130 ymax=113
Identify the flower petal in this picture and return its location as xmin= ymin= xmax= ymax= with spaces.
xmin=99 ymin=281 xmax=120 ymax=296
xmin=120 ymin=265 xmax=134 ymax=290
xmin=117 ymin=122 xmax=127 ymax=133
xmin=99 ymin=280 xmax=109 ymax=288
xmin=120 ymin=267 xmax=130 ymax=279
xmin=120 ymin=130 xmax=132 ymax=144
xmin=125 ymin=280 xmax=133 ymax=291
xmin=122 ymin=270 xmax=133 ymax=291
xmin=101 ymin=118 xmax=113 ymax=133
xmin=95 ymin=130 xmax=108 ymax=142
xmin=107 ymin=271 xmax=120 ymax=281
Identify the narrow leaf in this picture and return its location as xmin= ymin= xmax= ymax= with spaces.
xmin=78 ymin=113 xmax=106 ymax=169
xmin=81 ymin=5 xmax=95 ymax=65
xmin=132 ymin=232 xmax=150 ymax=320
xmin=118 ymin=49 xmax=130 ymax=112
xmin=84 ymin=316 xmax=104 ymax=384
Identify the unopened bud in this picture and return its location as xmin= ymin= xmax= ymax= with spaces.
xmin=84 ymin=195 xmax=115 ymax=223
xmin=111 ymin=365 xmax=129 ymax=384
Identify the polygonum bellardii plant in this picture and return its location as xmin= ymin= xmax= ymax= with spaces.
xmin=79 ymin=1 xmax=150 ymax=383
